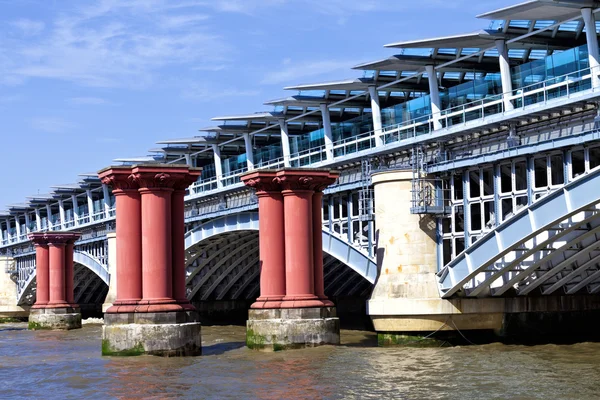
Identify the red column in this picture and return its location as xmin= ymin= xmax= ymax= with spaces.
xmin=65 ymin=239 xmax=76 ymax=306
xmin=241 ymin=171 xmax=286 ymax=309
xmin=100 ymin=165 xmax=201 ymax=314
xmin=312 ymin=190 xmax=333 ymax=306
xmin=278 ymin=169 xmax=339 ymax=309
xmin=30 ymin=236 xmax=49 ymax=309
xmin=140 ymin=185 xmax=173 ymax=305
xmin=99 ymin=168 xmax=142 ymax=313
xmin=48 ymin=241 xmax=67 ymax=307
xmin=171 ymin=170 xmax=200 ymax=310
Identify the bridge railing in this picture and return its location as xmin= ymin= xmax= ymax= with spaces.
xmin=184 ymin=66 xmax=597 ymax=200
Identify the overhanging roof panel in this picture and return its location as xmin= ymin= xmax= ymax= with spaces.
xmin=477 ymin=0 xmax=597 ymax=20
xmin=285 ymin=78 xmax=372 ymax=91
xmin=353 ymin=54 xmax=508 ymax=72
xmin=385 ymin=30 xmax=505 ymax=49
xmin=211 ymin=112 xmax=283 ymax=121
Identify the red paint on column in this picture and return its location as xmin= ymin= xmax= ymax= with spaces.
xmin=241 ymin=171 xmax=287 ymax=309
xmin=99 ymin=167 xmax=142 ymax=313
xmin=171 ymin=169 xmax=200 ymax=311
xmin=140 ymin=187 xmax=174 ymax=305
xmin=48 ymin=242 xmax=68 ymax=307
xmin=31 ymin=241 xmax=49 ymax=308
xmin=281 ymin=187 xmax=321 ymax=307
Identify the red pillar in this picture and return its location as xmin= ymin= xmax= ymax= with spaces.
xmin=139 ymin=185 xmax=174 ymax=306
xmin=30 ymin=235 xmax=49 ymax=309
xmin=99 ymin=167 xmax=142 ymax=313
xmin=241 ymin=171 xmax=286 ymax=309
xmin=171 ymin=170 xmax=200 ymax=309
xmin=130 ymin=166 xmax=202 ymax=313
xmin=279 ymin=170 xmax=339 ymax=309
xmin=48 ymin=242 xmax=67 ymax=306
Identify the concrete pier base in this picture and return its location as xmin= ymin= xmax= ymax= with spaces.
xmin=246 ymin=307 xmax=340 ymax=351
xmin=102 ymin=311 xmax=202 ymax=357
xmin=28 ymin=307 xmax=82 ymax=330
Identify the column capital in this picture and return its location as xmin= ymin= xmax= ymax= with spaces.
xmin=275 ymin=169 xmax=339 ymax=192
xmin=241 ymin=170 xmax=280 ymax=194
xmin=29 ymin=232 xmax=81 ymax=246
xmin=130 ymin=164 xmax=202 ymax=190
xmin=98 ymin=166 xmax=138 ymax=193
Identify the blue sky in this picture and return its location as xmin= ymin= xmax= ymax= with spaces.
xmin=0 ymin=0 xmax=513 ymax=209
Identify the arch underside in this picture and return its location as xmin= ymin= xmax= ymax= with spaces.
xmin=439 ymin=168 xmax=600 ymax=298
xmin=17 ymin=251 xmax=109 ymax=307
xmin=185 ymin=231 xmax=372 ymax=302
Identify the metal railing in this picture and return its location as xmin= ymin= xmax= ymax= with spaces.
xmin=184 ymin=66 xmax=597 ymax=200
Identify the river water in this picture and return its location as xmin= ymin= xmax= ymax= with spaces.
xmin=1 ymin=322 xmax=600 ymax=399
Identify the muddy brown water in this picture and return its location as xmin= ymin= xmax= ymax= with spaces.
xmin=1 ymin=323 xmax=600 ymax=399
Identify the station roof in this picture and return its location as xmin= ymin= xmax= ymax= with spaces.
xmin=477 ymin=0 xmax=599 ymax=21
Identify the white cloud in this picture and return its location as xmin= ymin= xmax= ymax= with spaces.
xmin=182 ymin=83 xmax=259 ymax=100
xmin=30 ymin=117 xmax=75 ymax=133
xmin=262 ymin=59 xmax=355 ymax=85
xmin=10 ymin=19 xmax=45 ymax=36
xmin=159 ymin=14 xmax=210 ymax=29
xmin=69 ymin=97 xmax=112 ymax=105
xmin=1 ymin=1 xmax=231 ymax=89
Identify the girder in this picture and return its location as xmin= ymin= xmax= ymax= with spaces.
xmin=439 ymin=167 xmax=600 ymax=298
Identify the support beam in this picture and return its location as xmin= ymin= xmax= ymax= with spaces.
xmin=279 ymin=120 xmax=291 ymax=167
xmin=35 ymin=208 xmax=41 ymax=231
xmin=582 ymin=8 xmax=600 ymax=89
xmin=424 ymin=66 xmax=442 ymax=131
xmin=46 ymin=204 xmax=53 ymax=230
xmin=86 ymin=190 xmax=94 ymax=222
xmin=71 ymin=195 xmax=80 ymax=226
xmin=212 ymin=144 xmax=223 ymax=188
xmin=24 ymin=213 xmax=31 ymax=234
xmin=368 ymin=86 xmax=384 ymax=146
xmin=14 ymin=216 xmax=21 ymax=240
xmin=495 ymin=40 xmax=514 ymax=111
xmin=5 ymin=219 xmax=12 ymax=242
xmin=58 ymin=200 xmax=66 ymax=230
xmin=102 ymin=183 xmax=111 ymax=219
xmin=243 ymin=133 xmax=255 ymax=170
xmin=319 ymin=104 xmax=334 ymax=161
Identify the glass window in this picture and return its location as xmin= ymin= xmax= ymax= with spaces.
xmin=550 ymin=154 xmax=564 ymax=185
xmin=571 ymin=150 xmax=585 ymax=178
xmin=534 ymin=157 xmax=548 ymax=188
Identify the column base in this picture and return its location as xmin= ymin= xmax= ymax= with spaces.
xmin=246 ymin=307 xmax=340 ymax=351
xmin=28 ymin=307 xmax=82 ymax=330
xmin=102 ymin=310 xmax=201 ymax=357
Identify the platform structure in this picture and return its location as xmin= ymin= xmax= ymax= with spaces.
xmin=4 ymin=1 xmax=600 ymax=345
xmin=99 ymin=165 xmax=202 ymax=356
xmin=28 ymin=232 xmax=81 ymax=330
xmin=241 ymin=169 xmax=340 ymax=350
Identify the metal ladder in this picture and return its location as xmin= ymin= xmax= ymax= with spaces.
xmin=358 ymin=159 xmax=374 ymax=221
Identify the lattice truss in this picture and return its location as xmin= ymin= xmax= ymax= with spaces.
xmin=184 ymin=231 xmax=372 ymax=302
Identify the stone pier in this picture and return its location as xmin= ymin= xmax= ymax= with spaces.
xmin=28 ymin=232 xmax=82 ymax=330
xmin=0 ymin=256 xmax=28 ymax=319
xmin=242 ymin=168 xmax=340 ymax=351
xmin=366 ymin=170 xmax=600 ymax=345
xmin=99 ymin=164 xmax=202 ymax=357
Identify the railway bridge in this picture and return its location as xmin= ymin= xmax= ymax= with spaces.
xmin=3 ymin=0 xmax=600 ymax=350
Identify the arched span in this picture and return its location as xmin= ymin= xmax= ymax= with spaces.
xmin=17 ymin=250 xmax=109 ymax=305
xmin=185 ymin=212 xmax=377 ymax=283
xmin=438 ymin=167 xmax=600 ymax=298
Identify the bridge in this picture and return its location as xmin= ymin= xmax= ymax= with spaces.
xmin=3 ymin=0 xmax=600 ymax=349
